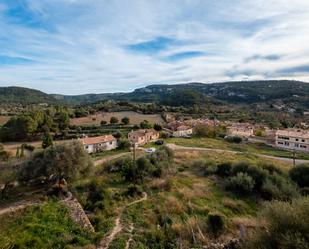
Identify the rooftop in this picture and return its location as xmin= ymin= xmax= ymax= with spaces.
xmin=276 ymin=129 xmax=309 ymax=139
xmin=81 ymin=135 xmax=116 ymax=145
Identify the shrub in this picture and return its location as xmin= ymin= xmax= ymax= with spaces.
xmin=125 ymin=184 xmax=143 ymax=197
xmin=261 ymin=174 xmax=300 ymax=201
xmin=289 ymin=164 xmax=309 ymax=188
xmin=117 ymin=138 xmax=131 ymax=150
xmin=216 ymin=162 xmax=232 ymax=177
xmin=225 ymin=136 xmax=242 ymax=143
xmin=227 ymin=173 xmax=255 ymax=195
xmin=110 ymin=117 xmax=118 ymax=124
xmin=232 ymin=162 xmax=267 ymax=191
xmin=153 ymin=123 xmax=162 ymax=131
xmin=260 ymin=163 xmax=283 ymax=175
xmin=207 ymin=213 xmax=225 ymax=237
xmin=242 ymin=197 xmax=309 ymax=249
xmin=121 ymin=117 xmax=130 ymax=125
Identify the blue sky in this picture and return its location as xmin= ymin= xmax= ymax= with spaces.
xmin=0 ymin=0 xmax=309 ymax=94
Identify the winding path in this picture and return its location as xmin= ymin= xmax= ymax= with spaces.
xmin=167 ymin=143 xmax=309 ymax=165
xmin=94 ymin=152 xmax=130 ymax=166
xmin=97 ymin=192 xmax=148 ymax=249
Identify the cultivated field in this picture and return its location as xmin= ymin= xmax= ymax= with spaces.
xmin=0 ymin=116 xmax=10 ymax=125
xmin=70 ymin=111 xmax=165 ymax=126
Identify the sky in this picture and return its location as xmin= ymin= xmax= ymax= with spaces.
xmin=0 ymin=0 xmax=309 ymax=95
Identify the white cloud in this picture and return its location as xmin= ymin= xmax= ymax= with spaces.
xmin=0 ymin=0 xmax=308 ymax=94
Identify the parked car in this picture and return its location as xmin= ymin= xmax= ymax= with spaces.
xmin=155 ymin=140 xmax=164 ymax=145
xmin=145 ymin=148 xmax=156 ymax=153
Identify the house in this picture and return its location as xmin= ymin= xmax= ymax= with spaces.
xmin=171 ymin=125 xmax=193 ymax=137
xmin=227 ymin=123 xmax=254 ymax=138
xmin=128 ymin=129 xmax=159 ymax=145
xmin=81 ymin=135 xmax=117 ymax=153
xmin=275 ymin=129 xmax=309 ymax=152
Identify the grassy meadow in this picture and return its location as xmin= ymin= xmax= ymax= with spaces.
xmin=165 ymin=137 xmax=309 ymax=160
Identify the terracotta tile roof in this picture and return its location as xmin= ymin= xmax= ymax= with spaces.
xmin=81 ymin=135 xmax=116 ymax=145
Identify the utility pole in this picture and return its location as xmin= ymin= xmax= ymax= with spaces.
xmin=293 ymin=149 xmax=296 ymax=167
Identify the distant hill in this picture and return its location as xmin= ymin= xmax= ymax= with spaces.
xmin=121 ymin=80 xmax=309 ymax=105
xmin=0 ymin=86 xmax=58 ymax=105
xmin=51 ymin=92 xmax=125 ymax=105
xmin=1 ymin=80 xmax=309 ymax=108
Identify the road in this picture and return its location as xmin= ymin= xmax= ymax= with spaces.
xmin=167 ymin=143 xmax=309 ymax=165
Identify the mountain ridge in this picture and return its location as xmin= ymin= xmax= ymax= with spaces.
xmin=1 ymin=80 xmax=309 ymax=107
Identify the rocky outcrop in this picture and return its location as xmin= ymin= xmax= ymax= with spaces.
xmin=62 ymin=194 xmax=95 ymax=233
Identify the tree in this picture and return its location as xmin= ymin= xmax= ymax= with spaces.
xmin=140 ymin=120 xmax=152 ymax=129
xmin=0 ymin=143 xmax=10 ymax=161
xmin=42 ymin=132 xmax=53 ymax=149
xmin=110 ymin=116 xmax=119 ymax=124
xmin=289 ymin=164 xmax=309 ymax=188
xmin=0 ymin=163 xmax=17 ymax=199
xmin=100 ymin=120 xmax=107 ymax=126
xmin=121 ymin=117 xmax=130 ymax=125
xmin=18 ymin=141 xmax=93 ymax=186
xmin=153 ymin=123 xmax=162 ymax=131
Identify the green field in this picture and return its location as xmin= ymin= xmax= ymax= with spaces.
xmin=165 ymin=137 xmax=309 ymax=160
xmin=0 ymin=201 xmax=95 ymax=248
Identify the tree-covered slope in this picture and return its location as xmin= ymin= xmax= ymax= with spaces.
xmin=0 ymin=86 xmax=57 ymax=105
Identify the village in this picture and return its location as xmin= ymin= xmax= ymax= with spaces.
xmin=78 ymin=116 xmax=309 ymax=155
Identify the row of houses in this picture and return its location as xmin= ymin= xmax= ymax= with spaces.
xmin=80 ymin=129 xmax=160 ymax=153
xmin=227 ymin=123 xmax=309 ymax=152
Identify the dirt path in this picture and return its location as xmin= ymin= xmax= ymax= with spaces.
xmin=94 ymin=152 xmax=130 ymax=166
xmin=0 ymin=199 xmax=42 ymax=216
xmin=167 ymin=143 xmax=309 ymax=165
xmin=125 ymin=223 xmax=134 ymax=249
xmin=97 ymin=192 xmax=148 ymax=249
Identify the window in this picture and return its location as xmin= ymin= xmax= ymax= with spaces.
xmin=302 ymin=139 xmax=305 ymax=142
xmin=300 ymin=145 xmax=307 ymax=148
xmin=85 ymin=145 xmax=89 ymax=149
xmin=296 ymin=138 xmax=299 ymax=141
xmin=278 ymin=142 xmax=284 ymax=145
xmin=109 ymin=141 xmax=113 ymax=145
xmin=295 ymin=144 xmax=299 ymax=147
xmin=284 ymin=142 xmax=289 ymax=146
xmin=278 ymin=136 xmax=290 ymax=140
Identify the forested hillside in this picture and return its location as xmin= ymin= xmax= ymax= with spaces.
xmin=0 ymin=86 xmax=57 ymax=105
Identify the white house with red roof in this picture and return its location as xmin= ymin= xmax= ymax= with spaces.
xmin=80 ymin=135 xmax=117 ymax=153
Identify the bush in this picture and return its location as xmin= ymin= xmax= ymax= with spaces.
xmin=232 ymin=162 xmax=267 ymax=191
xmin=216 ymin=162 xmax=232 ymax=177
xmin=225 ymin=136 xmax=242 ymax=143
xmin=207 ymin=213 xmax=225 ymax=237
xmin=260 ymin=163 xmax=283 ymax=175
xmin=227 ymin=173 xmax=255 ymax=195
xmin=242 ymin=197 xmax=309 ymax=249
xmin=261 ymin=174 xmax=300 ymax=201
xmin=125 ymin=184 xmax=143 ymax=197
xmin=289 ymin=164 xmax=309 ymax=188
xmin=117 ymin=138 xmax=131 ymax=150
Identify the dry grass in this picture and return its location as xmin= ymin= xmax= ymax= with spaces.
xmin=2 ymin=140 xmax=71 ymax=155
xmin=70 ymin=111 xmax=164 ymax=126
xmin=0 ymin=116 xmax=10 ymax=125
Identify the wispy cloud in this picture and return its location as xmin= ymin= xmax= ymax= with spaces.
xmin=0 ymin=0 xmax=309 ymax=94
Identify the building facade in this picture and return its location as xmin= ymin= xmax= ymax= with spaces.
xmin=275 ymin=129 xmax=309 ymax=152
xmin=128 ymin=129 xmax=159 ymax=145
xmin=172 ymin=125 xmax=193 ymax=137
xmin=81 ymin=135 xmax=117 ymax=153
